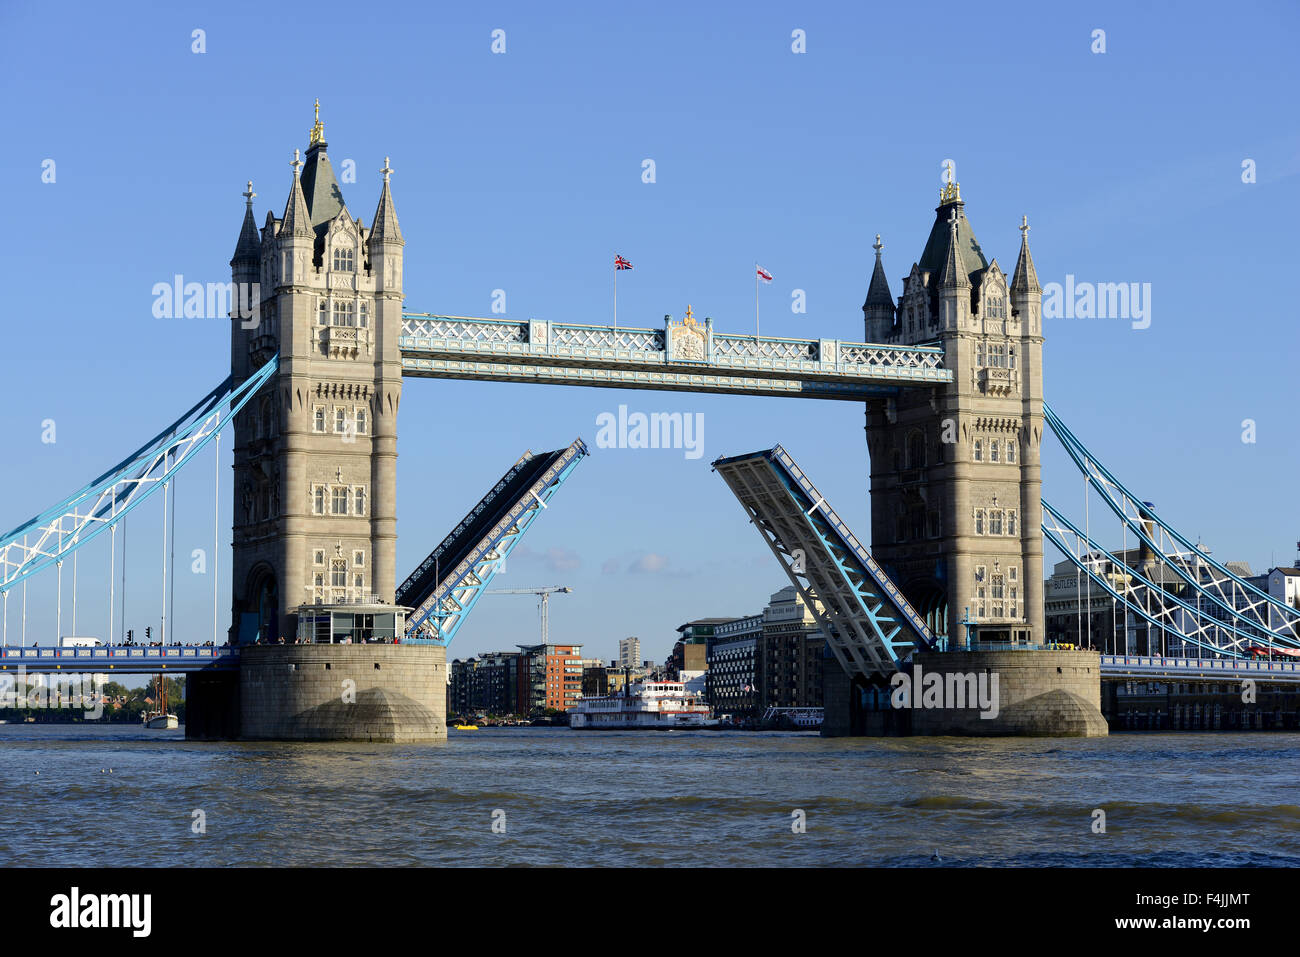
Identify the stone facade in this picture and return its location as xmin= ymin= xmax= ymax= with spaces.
xmin=228 ymin=110 xmax=404 ymax=645
xmin=863 ymin=183 xmax=1045 ymax=649
xmin=239 ymin=644 xmax=446 ymax=742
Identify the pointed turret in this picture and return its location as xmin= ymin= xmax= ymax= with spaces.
xmin=938 ymin=209 xmax=969 ymax=290
xmin=1011 ymin=215 xmax=1040 ymax=294
xmin=231 ymin=181 xmax=261 ymax=266
xmin=370 ymin=157 xmax=403 ymax=244
xmin=862 ymin=234 xmax=895 ymax=340
xmin=281 ymin=151 xmax=311 ymax=237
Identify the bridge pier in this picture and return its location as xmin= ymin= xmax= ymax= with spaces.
xmin=238 ymin=644 xmax=446 ymax=742
xmin=823 ymin=649 xmax=1108 ymax=737
xmin=185 ymin=671 xmax=241 ymax=740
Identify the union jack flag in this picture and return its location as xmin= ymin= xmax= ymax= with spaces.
xmin=756 ymin=265 xmax=773 ymax=283
xmin=615 ymin=255 xmax=633 ymax=270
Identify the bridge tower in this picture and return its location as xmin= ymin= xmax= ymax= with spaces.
xmin=229 ymin=104 xmax=403 ymax=646
xmin=202 ymin=104 xmax=444 ymax=742
xmin=864 ymin=180 xmax=1045 ymax=650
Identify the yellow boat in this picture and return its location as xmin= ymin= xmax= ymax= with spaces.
xmin=453 ymin=724 xmax=478 ymax=731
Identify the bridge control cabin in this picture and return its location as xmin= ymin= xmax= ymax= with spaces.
xmin=295 ymin=602 xmax=410 ymax=644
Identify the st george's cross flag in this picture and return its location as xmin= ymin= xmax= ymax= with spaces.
xmin=756 ymin=265 xmax=773 ymax=283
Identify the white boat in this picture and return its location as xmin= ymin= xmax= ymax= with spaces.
xmin=142 ymin=674 xmax=178 ymax=729
xmin=569 ymin=673 xmax=719 ymax=729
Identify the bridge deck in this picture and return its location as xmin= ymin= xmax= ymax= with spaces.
xmin=1099 ymin=653 xmax=1300 ymax=683
xmin=398 ymin=439 xmax=588 ymax=643
xmin=400 ymin=315 xmax=950 ymax=398
xmin=713 ymin=445 xmax=934 ymax=679
xmin=0 ymin=646 xmax=239 ymax=673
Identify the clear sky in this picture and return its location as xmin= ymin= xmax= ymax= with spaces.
xmin=1 ymin=0 xmax=1296 ymax=667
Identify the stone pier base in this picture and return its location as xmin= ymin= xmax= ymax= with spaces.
xmin=822 ymin=649 xmax=1108 ymax=737
xmin=237 ymin=644 xmax=447 ymax=742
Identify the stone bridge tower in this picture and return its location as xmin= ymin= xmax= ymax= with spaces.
xmin=228 ymin=103 xmax=404 ymax=646
xmin=863 ymin=180 xmax=1045 ymax=649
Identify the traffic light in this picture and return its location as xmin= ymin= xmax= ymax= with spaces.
xmin=127 ymin=629 xmax=133 ymax=641
xmin=145 ymin=627 xmax=151 ymax=641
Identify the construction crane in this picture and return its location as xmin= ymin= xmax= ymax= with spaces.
xmin=484 ymin=586 xmax=573 ymax=645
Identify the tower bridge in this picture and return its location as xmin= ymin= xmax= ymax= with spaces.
xmin=3 ymin=107 xmax=1296 ymax=740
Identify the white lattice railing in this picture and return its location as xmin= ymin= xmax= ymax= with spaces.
xmin=550 ymin=325 xmax=663 ymax=351
xmin=840 ymin=345 xmax=944 ymax=371
xmin=711 ymin=336 xmax=818 ymax=361
xmin=403 ymin=315 xmax=528 ymax=344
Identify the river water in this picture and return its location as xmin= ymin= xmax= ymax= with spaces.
xmin=1 ymin=725 xmax=1296 ymax=867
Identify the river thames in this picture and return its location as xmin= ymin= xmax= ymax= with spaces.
xmin=1 ymin=725 xmax=1296 ymax=867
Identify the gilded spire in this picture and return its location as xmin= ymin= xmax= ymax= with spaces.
xmin=309 ymin=98 xmax=325 ymax=146
xmin=939 ymin=160 xmax=961 ymax=205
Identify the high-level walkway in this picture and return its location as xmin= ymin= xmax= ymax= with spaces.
xmin=400 ymin=314 xmax=951 ymax=399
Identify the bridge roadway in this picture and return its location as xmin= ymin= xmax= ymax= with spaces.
xmin=399 ymin=314 xmax=952 ymax=398
xmin=0 ymin=645 xmax=239 ymax=673
xmin=6 ymin=644 xmax=1299 ymax=685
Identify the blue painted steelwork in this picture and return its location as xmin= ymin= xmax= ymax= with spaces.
xmin=1041 ymin=499 xmax=1237 ymax=656
xmin=399 ymin=439 xmax=589 ymax=644
xmin=712 ymin=445 xmax=933 ymax=677
xmin=400 ymin=313 xmax=950 ymax=398
xmin=1044 ymin=403 xmax=1300 ymax=641
xmin=1099 ymin=654 xmax=1300 ymax=684
xmin=0 ymin=645 xmax=239 ymax=673
xmin=0 ymin=357 xmax=279 ymax=592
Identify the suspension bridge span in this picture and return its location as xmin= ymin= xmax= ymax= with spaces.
xmin=4 ymin=108 xmax=1295 ymax=739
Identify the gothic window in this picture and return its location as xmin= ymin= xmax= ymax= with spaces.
xmin=333 ymin=247 xmax=355 ymax=272
xmin=1006 ymin=440 xmax=1017 ymax=464
xmin=353 ymin=551 xmax=365 ymax=567
xmin=1010 ymin=587 xmax=1019 ymax=617
xmin=354 ymin=486 xmax=367 ymax=515
xmin=331 ymin=560 xmax=347 ymax=588
xmin=974 ymin=509 xmax=985 ymax=535
xmin=355 ymin=408 xmax=367 ymax=435
xmin=975 ymin=342 xmax=985 ymax=366
xmin=1007 ymin=510 xmax=1017 ymax=536
xmin=318 ymin=300 xmax=327 ymax=325
xmin=313 ymin=486 xmax=325 ymax=515
xmin=907 ymin=430 xmax=926 ymax=469
xmin=354 ymin=573 xmax=364 ymax=590
xmin=991 ymin=575 xmax=1006 ymax=617
xmin=986 ymin=295 xmax=1005 ymax=319
xmin=976 ymin=586 xmax=987 ymax=618
xmin=333 ymin=301 xmax=356 ymax=327
xmin=975 ymin=565 xmax=986 ymax=584
xmin=314 ymin=407 xmax=326 ymax=432
xmin=335 ymin=408 xmax=348 ymax=434
xmin=314 ymin=550 xmax=325 ymax=565
xmin=359 ymin=302 xmax=369 ymax=328
xmin=973 ymin=438 xmax=983 ymax=462
xmin=332 ymin=487 xmax=350 ymax=515
xmin=989 ymin=343 xmax=1006 ymax=368
xmin=990 ymin=440 xmax=1000 ymax=463
xmin=1008 ymin=346 xmax=1017 ymax=370
xmin=990 ymin=510 xmax=1003 ymax=535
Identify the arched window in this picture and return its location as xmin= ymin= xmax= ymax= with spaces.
xmin=1006 ymin=440 xmax=1017 ymax=464
xmin=974 ymin=509 xmax=985 ymax=535
xmin=907 ymin=431 xmax=926 ymax=469
xmin=973 ymin=438 xmax=983 ymax=462
xmin=333 ymin=247 xmax=355 ymax=272
xmin=990 ymin=440 xmax=1000 ymax=463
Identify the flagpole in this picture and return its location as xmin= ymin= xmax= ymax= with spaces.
xmin=755 ymin=262 xmax=760 ymax=341
xmin=614 ymin=259 xmax=618 ymax=330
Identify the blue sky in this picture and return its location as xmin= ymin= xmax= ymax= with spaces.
xmin=1 ymin=0 xmax=1297 ymax=666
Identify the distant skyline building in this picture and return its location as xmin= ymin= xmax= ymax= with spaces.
xmin=618 ymin=637 xmax=641 ymax=670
